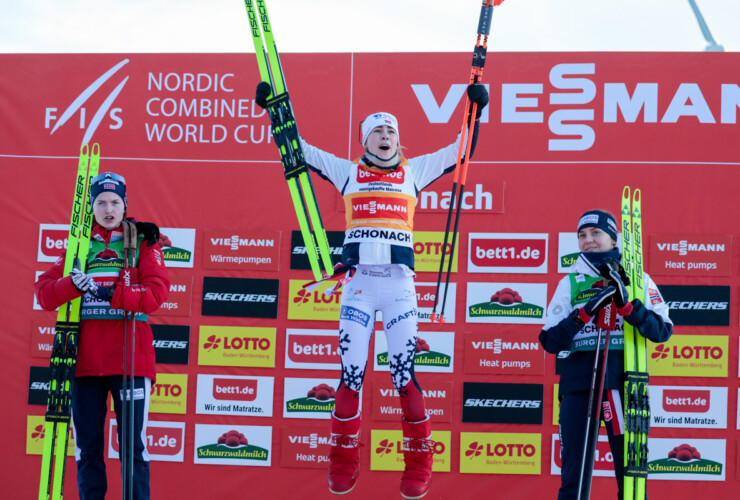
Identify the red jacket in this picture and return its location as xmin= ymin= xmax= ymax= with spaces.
xmin=35 ymin=222 xmax=170 ymax=381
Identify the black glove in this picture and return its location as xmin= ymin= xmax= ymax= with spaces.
xmin=601 ymin=258 xmax=630 ymax=309
xmin=90 ymin=285 xmax=116 ymax=302
xmin=70 ymin=258 xmax=93 ymax=292
xmin=135 ymin=221 xmax=160 ymax=247
xmin=576 ymin=286 xmax=616 ymax=324
xmin=467 ymin=83 xmax=489 ymax=119
xmin=255 ymin=81 xmax=272 ymax=109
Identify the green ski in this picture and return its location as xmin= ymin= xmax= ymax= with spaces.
xmin=243 ymin=0 xmax=333 ymax=281
xmin=622 ymin=187 xmax=649 ymax=500
xmin=38 ymin=143 xmax=100 ymax=500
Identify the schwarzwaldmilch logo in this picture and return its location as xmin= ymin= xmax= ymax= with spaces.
xmin=468 ymin=287 xmax=543 ymax=319
xmin=376 ymin=337 xmax=450 ymax=368
xmin=197 ymin=430 xmax=269 ymax=461
xmin=286 ymin=384 xmax=336 ymax=413
xmin=648 ymin=443 xmax=722 ymax=476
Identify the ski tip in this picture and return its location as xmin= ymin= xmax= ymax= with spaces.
xmin=622 ymin=186 xmax=631 ymax=197
xmin=92 ymin=143 xmax=100 ymax=155
xmin=80 ymin=143 xmax=89 ymax=155
xmin=633 ymin=189 xmax=641 ymax=202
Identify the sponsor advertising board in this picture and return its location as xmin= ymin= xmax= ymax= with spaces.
xmin=203 ymin=229 xmax=280 ymax=270
xmin=648 ymin=335 xmax=728 ymax=377
xmin=108 ymin=420 xmax=185 ymax=462
xmin=201 ymin=277 xmax=279 ymax=318
xmin=283 ymin=377 xmax=341 ymax=419
xmin=659 ymin=285 xmax=730 ymax=326
xmin=647 ymin=438 xmax=726 ymax=481
xmin=151 ymin=276 xmax=193 ymax=316
xmin=460 ymin=432 xmax=541 ymax=475
xmin=468 ymin=233 xmax=548 ymax=273
xmin=374 ymin=330 xmax=454 ymax=373
xmin=649 ymin=386 xmax=727 ymax=429
xmin=463 ymin=332 xmax=545 ymax=375
xmin=284 ymin=329 xmax=342 ymax=370
xmin=462 ymin=383 xmax=544 ymax=425
xmin=372 ymin=379 xmax=453 ymax=422
xmin=151 ymin=324 xmax=190 ymax=365
xmin=193 ymin=424 xmax=272 ymax=466
xmin=150 ymin=373 xmax=188 ymax=415
xmin=198 ymin=325 xmax=276 ymax=368
xmin=195 ymin=374 xmax=274 ymax=417
xmin=160 ymin=228 xmax=196 ymax=268
xmin=280 ymin=425 xmax=333 ymax=469
xmin=551 ymin=433 xmax=614 ymax=477
xmin=466 ymin=282 xmax=547 ymax=324
xmin=649 ymin=234 xmax=732 ymax=276
xmin=371 ymin=429 xmax=451 ymax=472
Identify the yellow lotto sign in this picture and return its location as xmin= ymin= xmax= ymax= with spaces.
xmin=647 ymin=335 xmax=728 ymax=377
xmin=26 ymin=415 xmax=75 ymax=456
xmin=150 ymin=373 xmax=188 ymax=414
xmin=287 ymin=280 xmax=342 ymax=321
xmin=413 ymin=231 xmax=459 ymax=273
xmin=459 ymin=432 xmax=541 ymax=475
xmin=552 ymin=384 xmax=558 ymax=425
xmin=370 ymin=429 xmax=451 ymax=472
xmin=198 ymin=326 xmax=276 ymax=368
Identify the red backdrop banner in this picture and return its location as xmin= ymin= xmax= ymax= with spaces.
xmin=1 ymin=52 xmax=739 ymax=499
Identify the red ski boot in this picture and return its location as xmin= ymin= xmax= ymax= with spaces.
xmin=400 ymin=416 xmax=433 ymax=499
xmin=328 ymin=411 xmax=361 ymax=495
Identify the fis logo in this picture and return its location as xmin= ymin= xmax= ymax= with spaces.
xmin=45 ymin=59 xmax=130 ymax=144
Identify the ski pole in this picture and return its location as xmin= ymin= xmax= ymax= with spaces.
xmin=127 ymin=221 xmax=137 ymax=500
xmin=432 ymin=0 xmax=500 ymax=322
xmin=121 ymin=221 xmax=131 ymax=500
xmin=578 ymin=301 xmax=616 ymax=500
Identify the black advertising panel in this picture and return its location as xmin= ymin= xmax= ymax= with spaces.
xmin=462 ymin=382 xmax=543 ymax=424
xmin=659 ymin=285 xmax=730 ymax=326
xmin=201 ymin=277 xmax=279 ymax=318
xmin=151 ymin=324 xmax=191 ymax=365
xmin=289 ymin=230 xmax=344 ymax=271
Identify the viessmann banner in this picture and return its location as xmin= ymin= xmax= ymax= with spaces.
xmin=1 ymin=53 xmax=738 ymax=162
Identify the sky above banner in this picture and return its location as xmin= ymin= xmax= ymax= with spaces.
xmin=1 ymin=0 xmax=737 ymax=54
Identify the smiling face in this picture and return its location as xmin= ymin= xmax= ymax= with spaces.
xmin=93 ymin=191 xmax=125 ymax=230
xmin=578 ymin=226 xmax=617 ymax=253
xmin=364 ymin=125 xmax=399 ymax=162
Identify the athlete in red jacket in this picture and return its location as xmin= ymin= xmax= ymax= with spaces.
xmin=35 ymin=172 xmax=169 ymax=500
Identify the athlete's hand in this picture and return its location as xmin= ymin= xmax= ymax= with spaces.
xmin=255 ymin=82 xmax=272 ymax=109
xmin=576 ymin=287 xmax=616 ymax=324
xmin=467 ymin=83 xmax=489 ymax=119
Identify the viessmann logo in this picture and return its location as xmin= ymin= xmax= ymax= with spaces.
xmin=412 ymin=65 xmax=740 ymax=151
xmin=351 ymin=197 xmax=409 ymax=220
xmin=210 ymin=235 xmax=276 ymax=251
xmin=44 ymin=59 xmax=129 ymax=143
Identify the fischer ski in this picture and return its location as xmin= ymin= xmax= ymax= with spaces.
xmin=243 ymin=0 xmax=333 ymax=281
xmin=431 ymin=0 xmax=503 ymax=323
xmin=622 ymin=187 xmax=649 ymax=500
xmin=38 ymin=143 xmax=100 ymax=500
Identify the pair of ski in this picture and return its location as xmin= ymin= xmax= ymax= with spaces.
xmin=242 ymin=0 xmax=333 ymax=281
xmin=38 ymin=144 xmax=99 ymax=500
xmin=578 ymin=187 xmax=649 ymax=500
